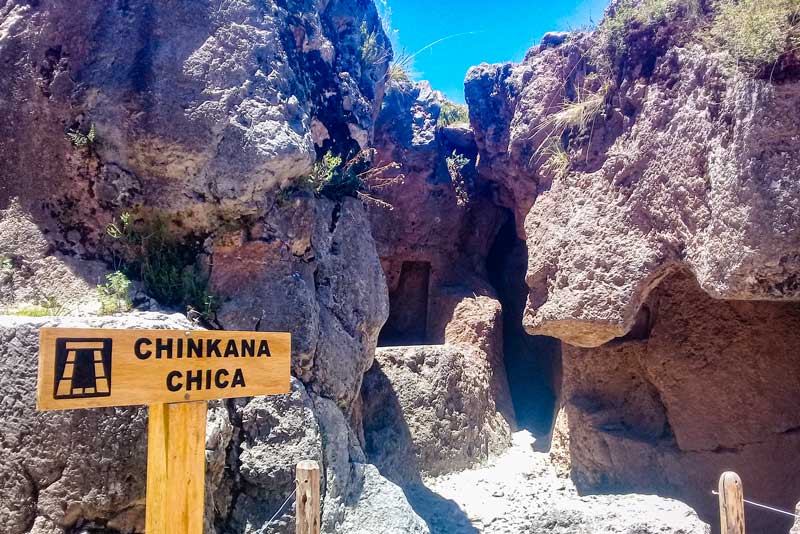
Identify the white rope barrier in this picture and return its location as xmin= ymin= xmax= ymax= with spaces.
xmin=712 ymin=490 xmax=799 ymax=519
xmin=262 ymin=487 xmax=298 ymax=529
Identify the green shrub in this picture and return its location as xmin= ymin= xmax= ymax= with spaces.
xmin=284 ymin=151 xmax=369 ymax=201
xmin=66 ymin=123 xmax=96 ymax=148
xmin=446 ymin=150 xmax=471 ymax=206
xmin=437 ymin=101 xmax=469 ymax=127
xmin=711 ymin=0 xmax=800 ymax=69
xmin=592 ymin=0 xmax=701 ymax=70
xmin=98 ymin=271 xmax=132 ymax=314
xmin=105 ymin=214 xmax=218 ymax=316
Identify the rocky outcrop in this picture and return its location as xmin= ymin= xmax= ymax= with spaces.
xmin=466 ymin=32 xmax=800 ymax=348
xmin=210 ymin=195 xmax=389 ymax=409
xmin=0 ymin=314 xmax=427 ymax=534
xmin=465 ymin=7 xmax=800 ymax=534
xmin=0 ymin=2 xmax=412 ymax=531
xmin=0 ymin=0 xmax=390 ymax=246
xmin=359 ymin=80 xmax=515 ymax=482
xmin=551 ymin=270 xmax=800 ymax=533
xmin=367 ymin=80 xmax=506 ymax=346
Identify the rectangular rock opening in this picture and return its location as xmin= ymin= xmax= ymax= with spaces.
xmin=378 ymin=261 xmax=432 ymax=346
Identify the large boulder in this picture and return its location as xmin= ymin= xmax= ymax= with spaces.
xmin=0 ymin=0 xmax=390 ymax=245
xmin=554 ymin=270 xmax=800 ymax=534
xmin=466 ymin=39 xmax=800 ymax=348
xmin=361 ymin=340 xmax=512 ymax=484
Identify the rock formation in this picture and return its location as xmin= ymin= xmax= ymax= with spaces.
xmin=465 ymin=4 xmax=800 ymax=533
xmin=1 ymin=0 xmax=799 ymax=533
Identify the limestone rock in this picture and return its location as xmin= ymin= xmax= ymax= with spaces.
xmin=466 ymin=37 xmax=800 ymax=347
xmin=0 ymin=313 xmax=194 ymax=534
xmin=557 ymin=270 xmax=800 ymax=533
xmin=0 ymin=0 xmax=390 ymax=246
xmin=211 ymin=196 xmax=389 ymax=409
xmin=369 ymin=80 xmax=505 ymax=347
xmin=361 ymin=344 xmax=512 ymax=484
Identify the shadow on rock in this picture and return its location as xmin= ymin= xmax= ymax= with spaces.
xmin=361 ymin=361 xmax=477 ymax=533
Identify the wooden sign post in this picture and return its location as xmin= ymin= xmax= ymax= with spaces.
xmin=37 ymin=327 xmax=291 ymax=534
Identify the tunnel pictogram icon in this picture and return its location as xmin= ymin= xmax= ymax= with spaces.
xmin=53 ymin=338 xmax=112 ymax=399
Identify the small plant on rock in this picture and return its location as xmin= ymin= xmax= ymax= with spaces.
xmin=437 ymin=101 xmax=469 ymax=127
xmin=6 ymin=295 xmax=67 ymax=317
xmin=66 ymin=123 xmax=97 ymax=148
xmin=1 ymin=256 xmax=12 ymax=272
xmin=97 ymin=271 xmax=132 ymax=314
xmin=710 ymin=0 xmax=800 ymax=72
xmin=360 ymin=22 xmax=390 ymax=67
xmin=105 ymin=214 xmax=218 ymax=318
xmin=533 ymin=80 xmax=610 ymax=165
xmin=540 ymin=138 xmax=571 ymax=180
xmin=446 ymin=150 xmax=472 ymax=206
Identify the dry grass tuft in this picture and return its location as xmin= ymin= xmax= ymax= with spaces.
xmin=711 ymin=0 xmax=800 ymax=70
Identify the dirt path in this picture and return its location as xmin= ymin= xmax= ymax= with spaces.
xmin=406 ymin=431 xmax=710 ymax=534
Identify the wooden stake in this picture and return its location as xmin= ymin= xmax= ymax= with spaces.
xmin=296 ymin=460 xmax=321 ymax=534
xmin=146 ymin=401 xmax=208 ymax=534
xmin=719 ymin=471 xmax=745 ymax=534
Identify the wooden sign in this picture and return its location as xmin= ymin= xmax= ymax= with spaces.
xmin=37 ymin=328 xmax=291 ymax=410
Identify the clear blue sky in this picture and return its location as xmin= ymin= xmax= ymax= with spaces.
xmin=383 ymin=0 xmax=610 ymax=103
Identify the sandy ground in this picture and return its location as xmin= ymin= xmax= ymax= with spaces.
xmin=405 ymin=431 xmax=710 ymax=534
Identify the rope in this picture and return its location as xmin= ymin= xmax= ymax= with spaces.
xmin=711 ymin=490 xmax=799 ymax=518
xmin=263 ymin=487 xmax=298 ymax=529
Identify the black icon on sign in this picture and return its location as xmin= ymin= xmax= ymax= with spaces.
xmin=53 ymin=338 xmax=112 ymax=399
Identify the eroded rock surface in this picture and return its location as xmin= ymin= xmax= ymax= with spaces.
xmin=210 ymin=196 xmax=389 ymax=409
xmin=467 ymin=35 xmax=800 ymax=348
xmin=362 ymin=343 xmax=511 ymax=484
xmin=0 ymin=0 xmax=389 ymax=245
xmin=0 ymin=314 xmax=192 ymax=534
xmin=554 ymin=270 xmax=800 ymax=533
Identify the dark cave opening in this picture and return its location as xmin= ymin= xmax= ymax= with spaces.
xmin=378 ymin=260 xmax=432 ymax=346
xmin=488 ymin=214 xmax=562 ymax=441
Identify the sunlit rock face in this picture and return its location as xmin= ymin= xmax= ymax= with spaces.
xmin=466 ymin=36 xmax=800 ymax=348
xmin=466 ymin=9 xmax=800 ymax=534
xmin=0 ymin=0 xmax=389 ymax=244
xmin=0 ymin=2 xmax=433 ymax=533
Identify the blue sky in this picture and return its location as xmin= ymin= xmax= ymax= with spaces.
xmin=383 ymin=0 xmax=610 ymax=103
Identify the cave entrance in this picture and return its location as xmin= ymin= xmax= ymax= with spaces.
xmin=488 ymin=214 xmax=562 ymax=442
xmin=378 ymin=261 xmax=432 ymax=346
